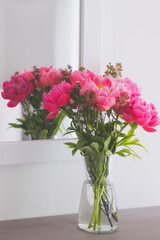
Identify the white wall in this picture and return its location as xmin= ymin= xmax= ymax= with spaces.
xmin=100 ymin=0 xmax=160 ymax=209
xmin=0 ymin=140 xmax=85 ymax=221
xmin=80 ymin=0 xmax=101 ymax=73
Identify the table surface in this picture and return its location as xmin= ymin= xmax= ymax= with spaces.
xmin=0 ymin=206 xmax=160 ymax=240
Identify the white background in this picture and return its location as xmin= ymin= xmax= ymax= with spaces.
xmin=0 ymin=0 xmax=160 ymax=220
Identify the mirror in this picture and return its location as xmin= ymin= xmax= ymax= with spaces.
xmin=0 ymin=0 xmax=80 ymax=142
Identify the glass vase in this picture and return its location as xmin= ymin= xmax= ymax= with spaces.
xmin=78 ymin=157 xmax=118 ymax=233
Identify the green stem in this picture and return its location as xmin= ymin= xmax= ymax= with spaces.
xmin=93 ymin=185 xmax=99 ymax=231
xmin=75 ymin=112 xmax=83 ymax=134
xmin=111 ymin=122 xmax=129 ymax=152
xmin=98 ymin=199 xmax=102 ymax=226
xmin=103 ymin=188 xmax=116 ymax=214
xmin=88 ymin=189 xmax=97 ymax=228
xmin=88 ymin=184 xmax=105 ymax=230
xmin=96 ymin=111 xmax=100 ymax=134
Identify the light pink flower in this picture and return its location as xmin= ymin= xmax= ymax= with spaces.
xmin=70 ymin=71 xmax=87 ymax=85
xmin=97 ymin=86 xmax=116 ymax=111
xmin=79 ymin=79 xmax=99 ymax=99
xmin=86 ymin=70 xmax=103 ymax=86
xmin=43 ymin=81 xmax=72 ymax=119
xmin=114 ymin=78 xmax=141 ymax=102
xmin=1 ymin=69 xmax=34 ymax=107
xmin=141 ymin=103 xmax=160 ymax=132
xmin=39 ymin=66 xmax=62 ymax=87
xmin=70 ymin=69 xmax=103 ymax=87
xmin=102 ymin=77 xmax=113 ymax=89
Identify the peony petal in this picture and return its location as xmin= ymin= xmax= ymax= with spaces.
xmin=47 ymin=110 xmax=59 ymax=119
xmin=97 ymin=104 xmax=111 ymax=111
xmin=123 ymin=112 xmax=135 ymax=123
xmin=58 ymin=94 xmax=70 ymax=107
xmin=1 ymin=91 xmax=7 ymax=99
xmin=7 ymin=100 xmax=19 ymax=108
xmin=148 ymin=117 xmax=160 ymax=127
xmin=142 ymin=126 xmax=156 ymax=132
xmin=16 ymin=94 xmax=27 ymax=102
xmin=44 ymin=103 xmax=58 ymax=112
xmin=97 ymin=96 xmax=107 ymax=104
xmin=136 ymin=117 xmax=150 ymax=126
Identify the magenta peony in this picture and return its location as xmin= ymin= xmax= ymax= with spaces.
xmin=1 ymin=69 xmax=34 ymax=107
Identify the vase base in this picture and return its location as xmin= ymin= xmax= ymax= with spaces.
xmin=78 ymin=223 xmax=118 ymax=234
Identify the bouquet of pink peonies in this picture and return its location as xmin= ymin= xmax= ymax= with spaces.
xmin=42 ymin=63 xmax=160 ymax=233
xmin=1 ymin=65 xmax=70 ymax=139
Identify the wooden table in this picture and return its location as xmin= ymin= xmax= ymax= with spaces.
xmin=0 ymin=206 xmax=160 ymax=240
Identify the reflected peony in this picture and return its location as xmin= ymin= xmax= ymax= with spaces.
xmin=1 ymin=69 xmax=34 ymax=107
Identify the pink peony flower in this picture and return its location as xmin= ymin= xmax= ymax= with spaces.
xmin=114 ymin=78 xmax=141 ymax=103
xmin=97 ymin=86 xmax=117 ymax=111
xmin=123 ymin=99 xmax=160 ymax=132
xmin=70 ymin=71 xmax=87 ymax=85
xmin=39 ymin=66 xmax=62 ymax=87
xmin=79 ymin=79 xmax=99 ymax=101
xmin=86 ymin=70 xmax=103 ymax=87
xmin=43 ymin=81 xmax=72 ymax=119
xmin=141 ymin=102 xmax=160 ymax=132
xmin=1 ymin=69 xmax=34 ymax=107
xmin=102 ymin=77 xmax=113 ymax=89
xmin=70 ymin=69 xmax=103 ymax=87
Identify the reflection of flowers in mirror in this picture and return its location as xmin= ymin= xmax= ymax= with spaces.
xmin=1 ymin=66 xmax=69 ymax=140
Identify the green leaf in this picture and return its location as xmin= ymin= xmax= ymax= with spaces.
xmin=116 ymin=148 xmax=132 ymax=157
xmin=125 ymin=139 xmax=139 ymax=145
xmin=129 ymin=122 xmax=138 ymax=129
xmin=8 ymin=123 xmax=22 ymax=129
xmin=131 ymin=143 xmax=148 ymax=152
xmin=116 ymin=151 xmax=126 ymax=157
xmin=124 ymin=145 xmax=142 ymax=159
xmin=106 ymin=150 xmax=112 ymax=157
xmin=104 ymin=136 xmax=111 ymax=152
xmin=83 ymin=146 xmax=95 ymax=158
xmin=127 ymin=128 xmax=134 ymax=136
xmin=90 ymin=142 xmax=99 ymax=154
xmin=119 ymin=133 xmax=126 ymax=137
xmin=64 ymin=142 xmax=77 ymax=148
xmin=117 ymin=135 xmax=134 ymax=146
xmin=95 ymin=151 xmax=105 ymax=177
xmin=40 ymin=129 xmax=48 ymax=139
xmin=72 ymin=148 xmax=78 ymax=156
xmin=116 ymin=148 xmax=142 ymax=159
xmin=24 ymin=129 xmax=37 ymax=138
xmin=61 ymin=108 xmax=73 ymax=119
xmin=77 ymin=139 xmax=88 ymax=148
xmin=91 ymin=136 xmax=105 ymax=145
xmin=16 ymin=118 xmax=25 ymax=124
xmin=75 ymin=131 xmax=86 ymax=140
